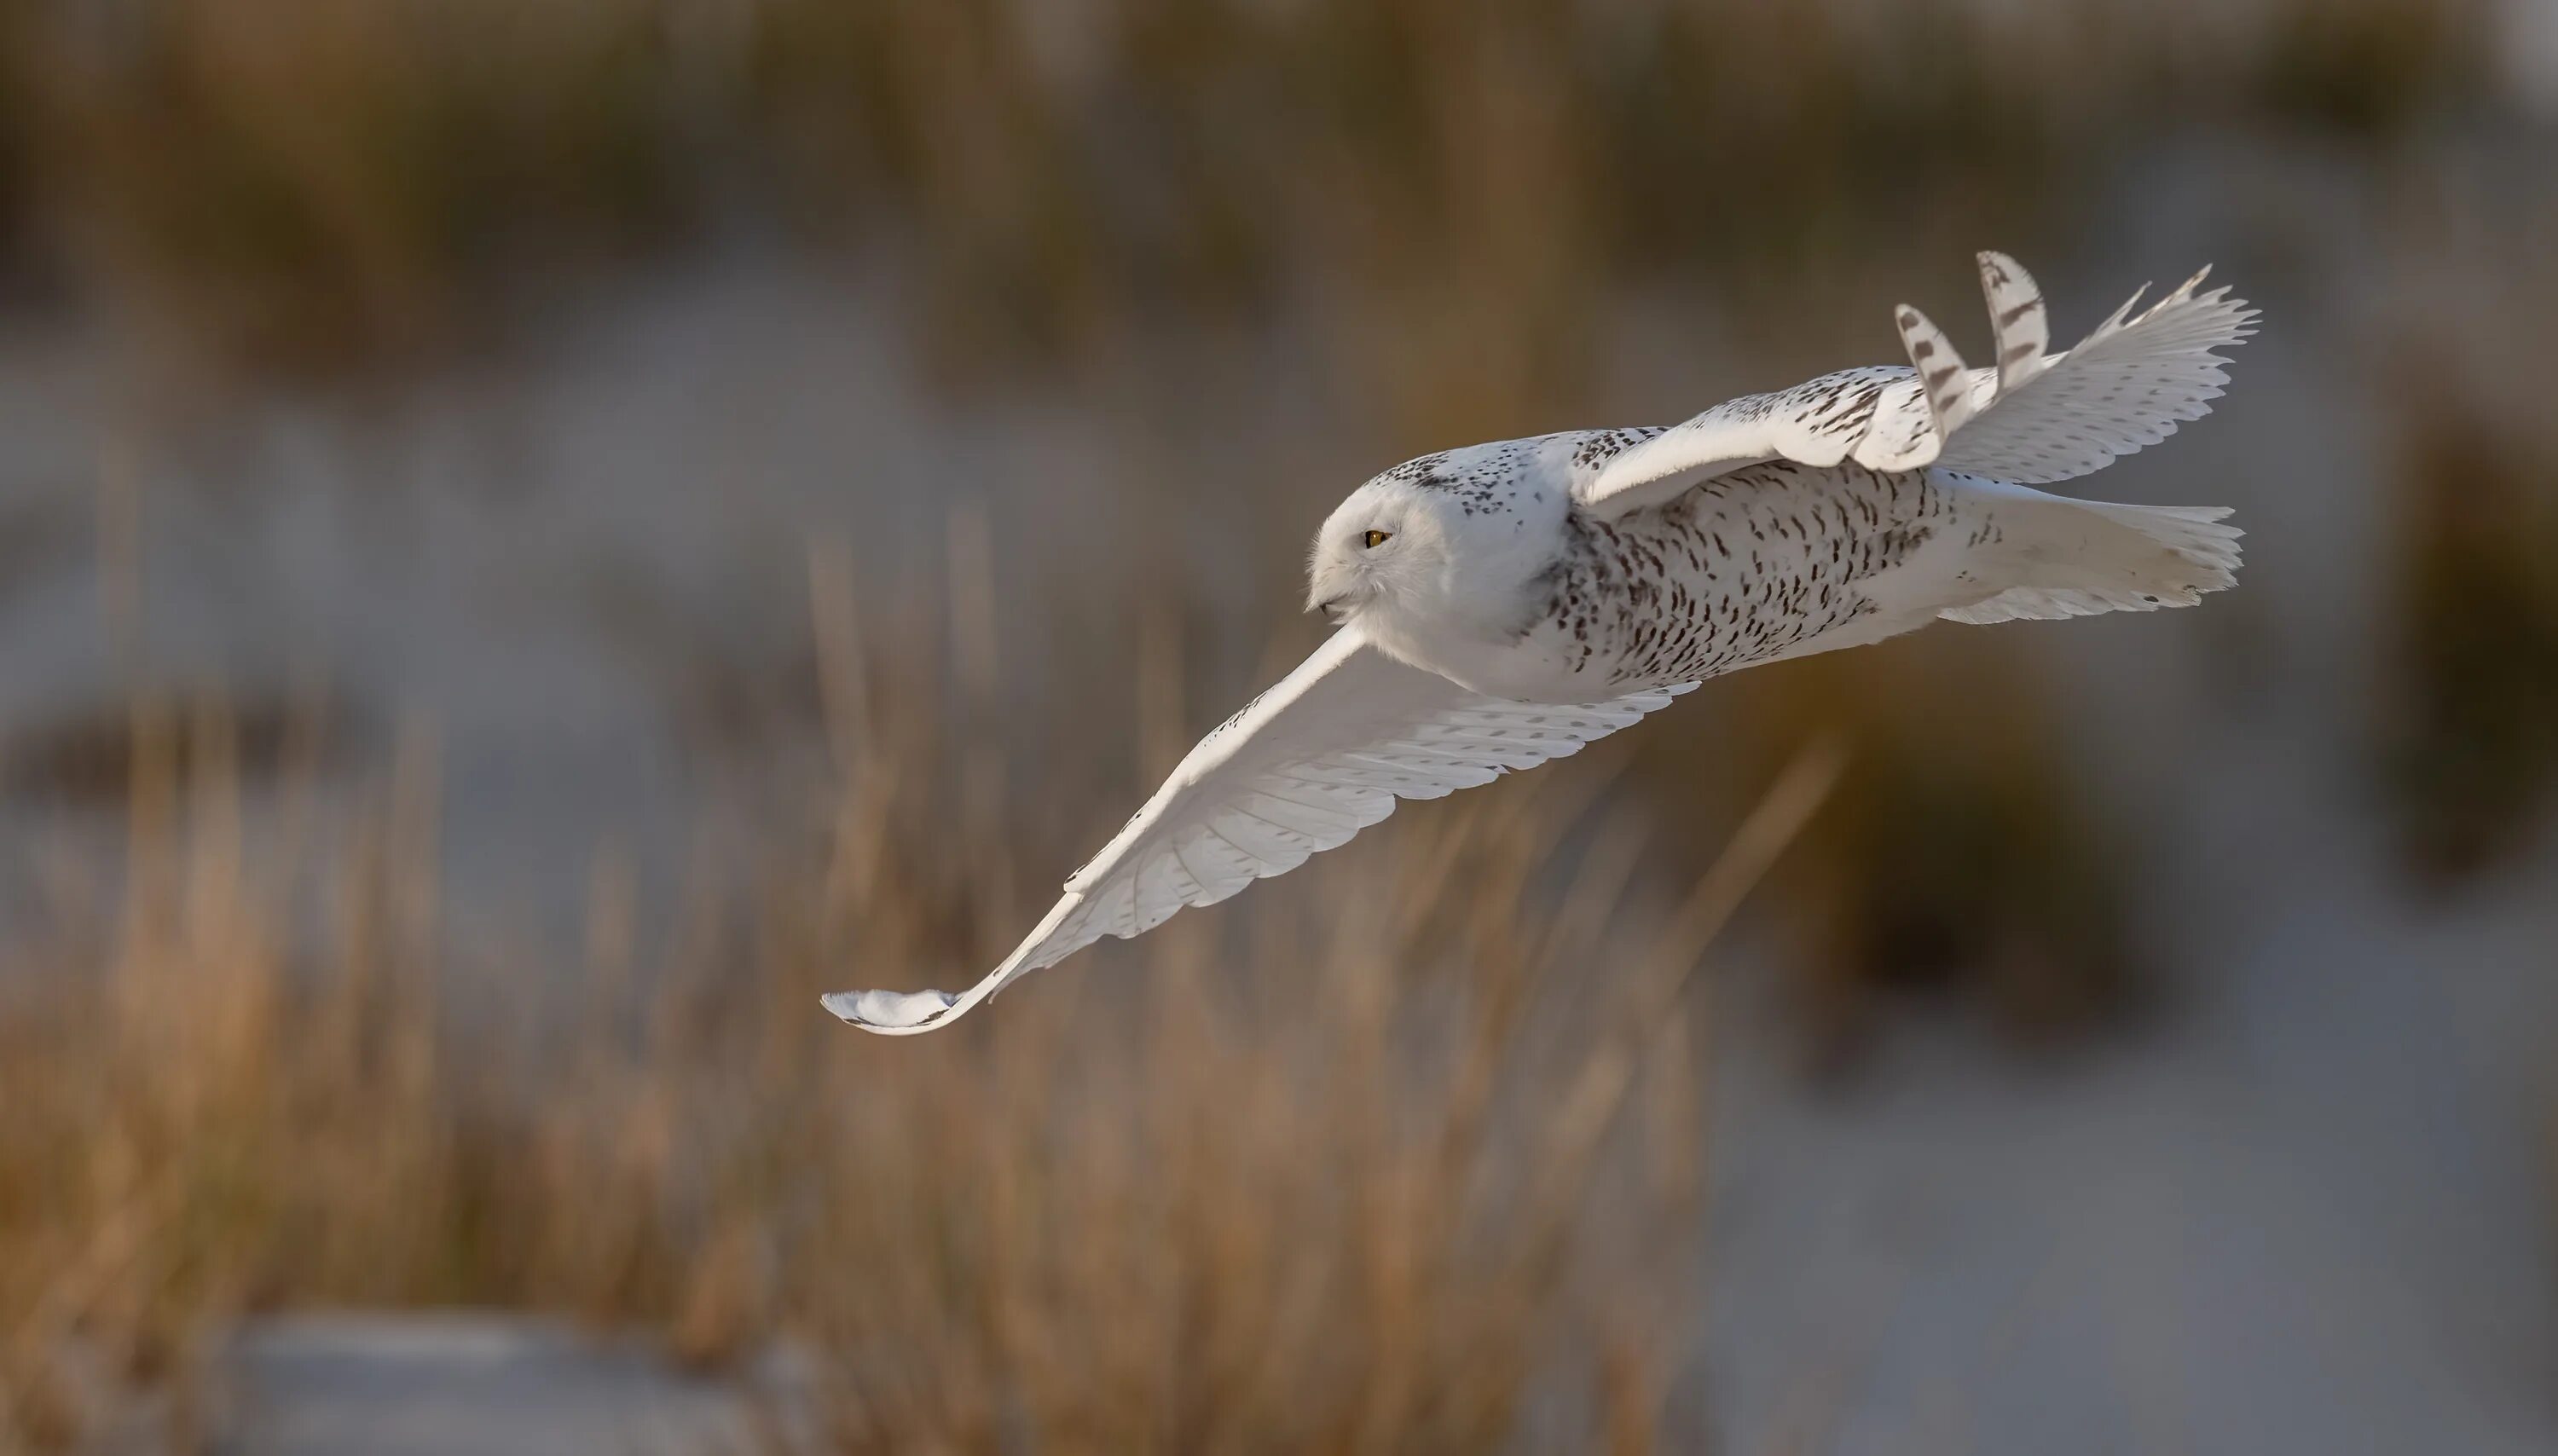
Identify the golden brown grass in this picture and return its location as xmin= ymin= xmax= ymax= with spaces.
xmin=0 ymin=548 xmax=1840 ymax=1454
xmin=0 ymin=0 xmax=2493 ymax=377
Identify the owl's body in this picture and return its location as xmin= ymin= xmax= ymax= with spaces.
xmin=1353 ymin=436 xmax=2237 ymax=705
xmin=828 ymin=252 xmax=2254 ymax=1036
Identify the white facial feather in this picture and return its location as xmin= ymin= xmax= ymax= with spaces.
xmin=1305 ymin=443 xmax=1570 ymax=644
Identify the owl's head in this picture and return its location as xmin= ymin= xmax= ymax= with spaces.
xmin=1305 ymin=444 xmax=1565 ymax=635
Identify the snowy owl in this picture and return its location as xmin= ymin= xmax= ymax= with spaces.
xmin=827 ymin=252 xmax=2254 ymax=1034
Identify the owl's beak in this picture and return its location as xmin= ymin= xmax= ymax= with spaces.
xmin=1305 ymin=548 xmax=1370 ymax=621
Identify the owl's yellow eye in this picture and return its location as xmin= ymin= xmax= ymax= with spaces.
xmin=1363 ymin=529 xmax=1392 ymax=549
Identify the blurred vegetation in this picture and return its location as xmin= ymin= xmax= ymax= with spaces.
xmin=1715 ymin=644 xmax=2140 ymax=1073
xmin=2366 ymin=186 xmax=2558 ymax=887
xmin=0 ymin=567 xmax=1844 ymax=1453
xmin=2383 ymin=384 xmax=2558 ymax=887
xmin=0 ymin=0 xmax=2492 ymax=381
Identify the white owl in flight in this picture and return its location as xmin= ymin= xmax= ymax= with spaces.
xmin=828 ymin=252 xmax=2254 ymax=1034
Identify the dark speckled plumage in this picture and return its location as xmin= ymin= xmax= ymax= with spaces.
xmin=1396 ymin=438 xmax=1550 ymax=517
xmin=1531 ymin=453 xmax=1950 ymax=687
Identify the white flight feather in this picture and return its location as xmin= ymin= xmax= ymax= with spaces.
xmin=824 ymin=626 xmax=1691 ymax=1034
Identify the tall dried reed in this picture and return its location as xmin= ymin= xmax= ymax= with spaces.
xmin=0 ymin=545 xmax=1837 ymax=1453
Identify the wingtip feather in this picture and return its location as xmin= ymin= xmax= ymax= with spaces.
xmin=1936 ymin=257 xmax=2259 ymax=483
xmin=1976 ymin=249 xmax=2051 ymax=393
xmin=1892 ymin=303 xmax=1977 ymax=435
xmin=823 ymin=987 xmax=961 ymax=1034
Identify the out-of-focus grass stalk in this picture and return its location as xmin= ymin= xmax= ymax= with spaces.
xmin=0 ymin=0 xmax=2489 ymax=375
xmin=0 ymin=538 xmax=1837 ymax=1452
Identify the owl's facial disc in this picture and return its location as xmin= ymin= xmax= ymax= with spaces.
xmin=1307 ymin=489 xmax=1430 ymax=620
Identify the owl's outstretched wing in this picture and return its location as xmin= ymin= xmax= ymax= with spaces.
xmin=824 ymin=626 xmax=1690 ymax=1035
xmin=1572 ymin=252 xmax=2254 ymax=520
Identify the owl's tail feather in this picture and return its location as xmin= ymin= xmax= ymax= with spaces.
xmin=1940 ymin=498 xmax=2242 ymax=625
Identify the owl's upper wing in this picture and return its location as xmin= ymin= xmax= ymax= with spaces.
xmin=824 ymin=625 xmax=1692 ymax=1035
xmin=1571 ymin=361 xmax=1948 ymax=521
xmin=1933 ymin=266 xmax=2255 ymax=483
xmin=1573 ymin=253 xmax=2253 ymax=520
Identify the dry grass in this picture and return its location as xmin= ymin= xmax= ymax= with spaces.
xmin=0 ymin=551 xmax=1840 ymax=1454
xmin=0 ymin=0 xmax=2493 ymax=378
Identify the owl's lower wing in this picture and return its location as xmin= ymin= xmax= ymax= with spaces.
xmin=823 ymin=626 xmax=1693 ymax=1035
xmin=1573 ymin=252 xmax=2253 ymax=520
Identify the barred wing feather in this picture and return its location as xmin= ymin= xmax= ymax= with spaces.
xmin=823 ymin=626 xmax=1691 ymax=1035
xmin=1935 ymin=269 xmax=2257 ymax=483
xmin=1574 ymin=252 xmax=2252 ymax=518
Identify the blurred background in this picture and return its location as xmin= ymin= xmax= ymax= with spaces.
xmin=1 ymin=1 xmax=2555 ymax=1452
